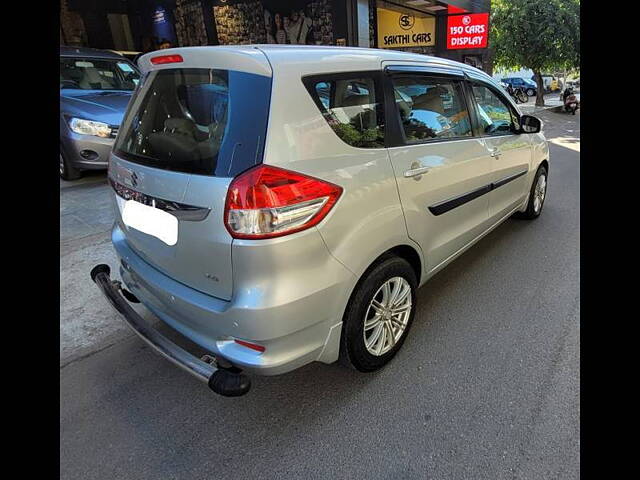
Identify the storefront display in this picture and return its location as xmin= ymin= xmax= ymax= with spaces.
xmin=174 ymin=0 xmax=208 ymax=46
xmin=212 ymin=0 xmax=334 ymax=46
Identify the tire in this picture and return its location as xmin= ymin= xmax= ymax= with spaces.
xmin=60 ymin=148 xmax=81 ymax=181
xmin=339 ymin=255 xmax=417 ymax=372
xmin=526 ymin=88 xmax=535 ymax=97
xmin=514 ymin=165 xmax=548 ymax=220
xmin=516 ymin=90 xmax=528 ymax=103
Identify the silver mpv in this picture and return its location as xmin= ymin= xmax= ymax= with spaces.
xmin=92 ymin=45 xmax=549 ymax=397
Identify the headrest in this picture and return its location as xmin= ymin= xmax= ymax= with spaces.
xmin=342 ymin=94 xmax=372 ymax=107
xmin=83 ymin=67 xmax=103 ymax=83
xmin=413 ymin=87 xmax=447 ymax=114
xmin=165 ymin=118 xmax=197 ymax=135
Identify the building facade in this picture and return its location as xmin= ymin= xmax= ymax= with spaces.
xmin=61 ymin=0 xmax=492 ymax=71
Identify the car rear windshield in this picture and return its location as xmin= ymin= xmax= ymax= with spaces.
xmin=114 ymin=68 xmax=271 ymax=177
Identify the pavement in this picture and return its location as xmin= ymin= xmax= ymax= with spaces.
xmin=60 ymin=109 xmax=579 ymax=480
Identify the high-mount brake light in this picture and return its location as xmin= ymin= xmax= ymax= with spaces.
xmin=150 ymin=54 xmax=183 ymax=65
xmin=224 ymin=165 xmax=343 ymax=239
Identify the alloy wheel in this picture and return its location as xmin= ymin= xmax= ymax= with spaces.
xmin=533 ymin=174 xmax=547 ymax=214
xmin=363 ymin=276 xmax=412 ymax=356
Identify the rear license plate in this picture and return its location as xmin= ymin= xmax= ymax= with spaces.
xmin=122 ymin=199 xmax=178 ymax=246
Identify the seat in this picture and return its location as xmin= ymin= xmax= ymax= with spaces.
xmin=79 ymin=67 xmax=115 ymax=90
xmin=412 ymin=88 xmax=446 ymax=114
xmin=342 ymin=94 xmax=371 ymax=108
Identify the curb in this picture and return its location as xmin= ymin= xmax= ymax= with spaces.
xmin=520 ymin=103 xmax=565 ymax=115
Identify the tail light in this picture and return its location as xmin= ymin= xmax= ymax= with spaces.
xmin=224 ymin=165 xmax=343 ymax=239
xmin=150 ymin=54 xmax=183 ymax=65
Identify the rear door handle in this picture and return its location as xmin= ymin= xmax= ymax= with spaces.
xmin=404 ymin=165 xmax=431 ymax=178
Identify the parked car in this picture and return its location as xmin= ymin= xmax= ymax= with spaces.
xmin=566 ymin=78 xmax=580 ymax=89
xmin=501 ymin=77 xmax=537 ymax=97
xmin=530 ymin=75 xmax=561 ymax=93
xmin=92 ymin=46 xmax=550 ymax=397
xmin=60 ymin=46 xmax=140 ymax=180
xmin=106 ymin=50 xmax=142 ymax=63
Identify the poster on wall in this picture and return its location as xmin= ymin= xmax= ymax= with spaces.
xmin=212 ymin=0 xmax=333 ymax=46
xmin=376 ymin=8 xmax=435 ymax=48
xmin=152 ymin=5 xmax=177 ymax=45
xmin=174 ymin=0 xmax=209 ymax=47
xmin=446 ymin=13 xmax=489 ymax=49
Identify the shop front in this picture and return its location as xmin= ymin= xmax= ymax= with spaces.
xmin=210 ymin=0 xmax=346 ymax=46
xmin=372 ymin=0 xmax=491 ymax=71
xmin=63 ymin=0 xmax=492 ymax=72
xmin=143 ymin=0 xmax=351 ymax=49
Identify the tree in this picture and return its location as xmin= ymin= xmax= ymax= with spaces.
xmin=490 ymin=0 xmax=580 ymax=106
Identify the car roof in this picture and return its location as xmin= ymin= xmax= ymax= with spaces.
xmin=138 ymin=45 xmax=493 ymax=82
xmin=60 ymin=46 xmax=128 ymax=60
xmin=255 ymin=44 xmax=484 ymax=73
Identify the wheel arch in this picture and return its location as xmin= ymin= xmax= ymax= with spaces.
xmin=359 ymin=244 xmax=423 ymax=287
xmin=540 ymin=158 xmax=549 ymax=174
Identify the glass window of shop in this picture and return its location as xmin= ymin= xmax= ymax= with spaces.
xmin=211 ymin=0 xmax=336 ymax=46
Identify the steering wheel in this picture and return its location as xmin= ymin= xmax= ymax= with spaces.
xmin=484 ymin=123 xmax=497 ymax=134
xmin=60 ymin=79 xmax=80 ymax=89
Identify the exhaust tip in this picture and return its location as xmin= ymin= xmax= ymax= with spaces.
xmin=208 ymin=369 xmax=251 ymax=397
xmin=90 ymin=264 xmax=111 ymax=282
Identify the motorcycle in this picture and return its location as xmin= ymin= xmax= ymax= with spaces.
xmin=561 ymin=88 xmax=579 ymax=115
xmin=502 ymin=82 xmax=528 ymax=104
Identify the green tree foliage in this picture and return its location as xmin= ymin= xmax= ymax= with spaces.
xmin=490 ymin=0 xmax=580 ymax=106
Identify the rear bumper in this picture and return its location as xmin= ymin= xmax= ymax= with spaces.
xmin=110 ymin=223 xmax=356 ymax=376
xmin=90 ymin=264 xmax=251 ymax=396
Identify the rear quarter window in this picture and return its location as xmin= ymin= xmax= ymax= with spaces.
xmin=303 ymin=73 xmax=385 ymax=149
xmin=114 ymin=68 xmax=271 ymax=177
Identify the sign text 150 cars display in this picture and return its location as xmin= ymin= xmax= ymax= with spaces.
xmin=446 ymin=13 xmax=489 ymax=49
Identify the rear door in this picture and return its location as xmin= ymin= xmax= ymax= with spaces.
xmin=109 ymin=49 xmax=272 ymax=300
xmin=466 ymin=78 xmax=532 ymax=221
xmin=384 ymin=66 xmax=492 ymax=274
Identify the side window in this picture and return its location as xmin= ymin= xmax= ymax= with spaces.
xmin=306 ymin=75 xmax=385 ymax=148
xmin=471 ymin=83 xmax=519 ymax=135
xmin=391 ymin=75 xmax=472 ymax=143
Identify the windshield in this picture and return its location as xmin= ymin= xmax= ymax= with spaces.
xmin=60 ymin=57 xmax=140 ymax=91
xmin=114 ymin=68 xmax=272 ymax=177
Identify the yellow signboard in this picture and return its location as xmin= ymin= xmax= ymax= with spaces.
xmin=377 ymin=8 xmax=436 ymax=48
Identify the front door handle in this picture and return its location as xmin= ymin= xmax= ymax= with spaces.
xmin=404 ymin=164 xmax=431 ymax=178
xmin=489 ymin=148 xmax=502 ymax=158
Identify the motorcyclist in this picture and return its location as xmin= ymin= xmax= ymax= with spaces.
xmin=562 ymin=87 xmax=574 ymax=103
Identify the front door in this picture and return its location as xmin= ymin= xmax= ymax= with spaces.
xmin=384 ymin=68 xmax=492 ymax=274
xmin=468 ymin=81 xmax=532 ymax=222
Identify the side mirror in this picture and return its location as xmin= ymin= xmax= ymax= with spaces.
xmin=520 ymin=114 xmax=542 ymax=133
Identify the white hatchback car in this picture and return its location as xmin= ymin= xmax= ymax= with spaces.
xmin=93 ymin=46 xmax=549 ymax=396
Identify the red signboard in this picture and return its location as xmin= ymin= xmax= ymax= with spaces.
xmin=448 ymin=5 xmax=468 ymax=14
xmin=447 ymin=13 xmax=489 ymax=49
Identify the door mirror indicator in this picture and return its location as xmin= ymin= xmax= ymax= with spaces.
xmin=520 ymin=115 xmax=542 ymax=134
